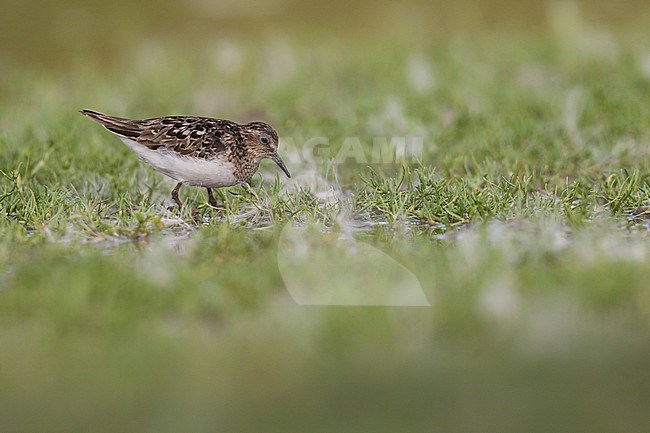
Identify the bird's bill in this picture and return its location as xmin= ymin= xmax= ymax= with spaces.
xmin=271 ymin=154 xmax=291 ymax=178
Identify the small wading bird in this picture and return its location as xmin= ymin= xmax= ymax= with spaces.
xmin=80 ymin=110 xmax=291 ymax=208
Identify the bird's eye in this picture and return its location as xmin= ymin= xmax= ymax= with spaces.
xmin=260 ymin=136 xmax=270 ymax=145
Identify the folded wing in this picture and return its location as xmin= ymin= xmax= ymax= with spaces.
xmin=80 ymin=109 xmax=239 ymax=159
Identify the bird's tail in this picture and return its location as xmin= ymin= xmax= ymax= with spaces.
xmin=79 ymin=109 xmax=142 ymax=138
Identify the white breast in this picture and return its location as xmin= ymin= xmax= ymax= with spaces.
xmin=119 ymin=137 xmax=239 ymax=188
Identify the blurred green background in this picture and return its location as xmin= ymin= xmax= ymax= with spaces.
xmin=2 ymin=1 xmax=650 ymax=432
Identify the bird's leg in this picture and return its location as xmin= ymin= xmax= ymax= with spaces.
xmin=206 ymin=187 xmax=219 ymax=208
xmin=171 ymin=182 xmax=183 ymax=208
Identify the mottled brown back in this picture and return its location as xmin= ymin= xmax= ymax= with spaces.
xmin=80 ymin=110 xmax=242 ymax=160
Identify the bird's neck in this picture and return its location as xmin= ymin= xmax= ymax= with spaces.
xmin=234 ymin=157 xmax=261 ymax=182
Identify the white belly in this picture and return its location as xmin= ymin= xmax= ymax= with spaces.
xmin=119 ymin=138 xmax=239 ymax=187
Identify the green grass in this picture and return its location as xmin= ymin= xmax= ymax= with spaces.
xmin=2 ymin=2 xmax=650 ymax=431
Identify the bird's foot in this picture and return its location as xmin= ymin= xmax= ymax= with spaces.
xmin=191 ymin=208 xmax=203 ymax=222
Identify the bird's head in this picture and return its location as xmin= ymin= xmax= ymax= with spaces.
xmin=243 ymin=121 xmax=291 ymax=178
